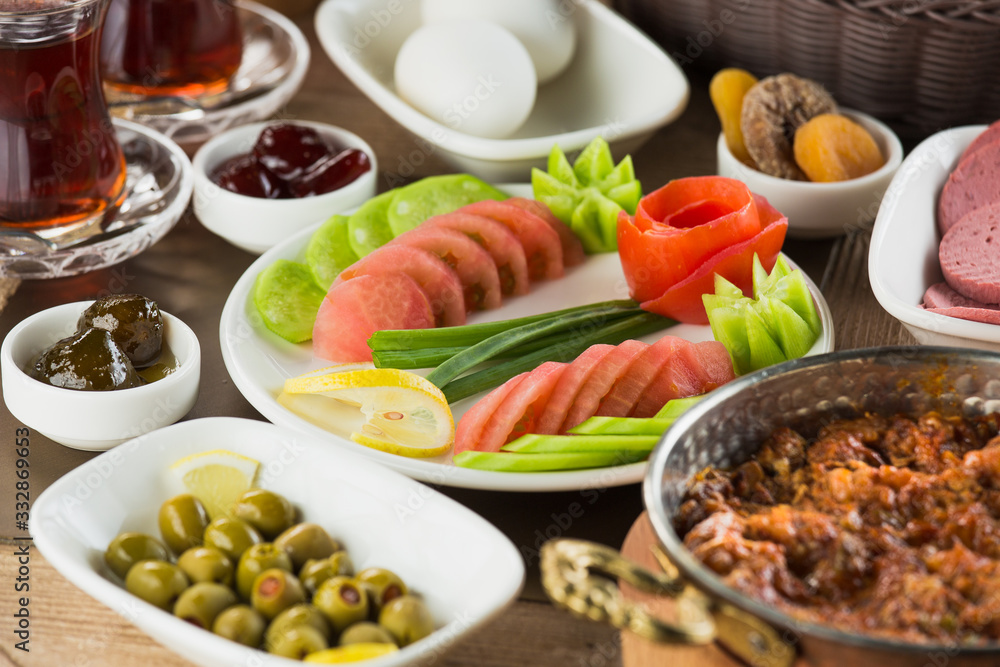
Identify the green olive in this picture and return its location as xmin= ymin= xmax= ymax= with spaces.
xmin=212 ymin=604 xmax=266 ymax=647
xmin=266 ymin=624 xmax=328 ymax=659
xmin=177 ymin=546 xmax=234 ymax=587
xmin=299 ymin=550 xmax=354 ymax=596
xmin=265 ymin=603 xmax=331 ymax=647
xmin=236 ymin=542 xmax=293 ymax=600
xmin=231 ymin=489 xmax=297 ymax=540
xmin=158 ymin=494 xmax=210 ymax=555
xmin=203 ymin=516 xmax=262 ymax=563
xmin=250 ymin=568 xmax=306 ymax=620
xmin=379 ymin=595 xmax=434 ymax=647
xmin=355 ymin=567 xmax=407 ymax=614
xmin=312 ymin=576 xmax=368 ymax=634
xmin=339 ymin=621 xmax=396 ymax=646
xmin=124 ymin=559 xmax=189 ymax=611
xmin=274 ymin=523 xmax=340 ymax=571
xmin=173 ymin=582 xmax=238 ymax=629
xmin=104 ymin=532 xmax=170 ymax=580
xmin=79 ymin=293 xmax=163 ymax=368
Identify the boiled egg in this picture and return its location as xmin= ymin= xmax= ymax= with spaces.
xmin=421 ymin=0 xmax=577 ymax=84
xmin=394 ymin=19 xmax=537 ymax=139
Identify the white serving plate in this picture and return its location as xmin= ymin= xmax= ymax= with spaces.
xmin=313 ymin=0 xmax=688 ymax=182
xmin=219 ymin=185 xmax=834 ymax=492
xmin=31 ymin=416 xmax=525 ymax=667
xmin=869 ymin=125 xmax=1000 ymax=350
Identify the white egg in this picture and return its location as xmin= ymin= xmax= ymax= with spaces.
xmin=394 ymin=20 xmax=537 ymax=140
xmin=420 ymin=0 xmax=577 ymax=84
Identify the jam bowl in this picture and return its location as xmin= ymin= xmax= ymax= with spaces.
xmin=191 ymin=119 xmax=377 ymax=255
xmin=1 ymin=300 xmax=201 ymax=451
xmin=542 ymin=346 xmax=1000 ymax=666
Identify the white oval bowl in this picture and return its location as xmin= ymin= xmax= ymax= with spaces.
xmin=191 ymin=120 xmax=377 ymax=254
xmin=716 ymin=109 xmax=903 ymax=239
xmin=1 ymin=300 xmax=201 ymax=450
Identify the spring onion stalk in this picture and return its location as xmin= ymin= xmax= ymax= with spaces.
xmin=368 ymin=300 xmax=639 ymax=353
xmin=440 ymin=312 xmax=672 ymax=403
xmin=425 ymin=303 xmax=649 ymax=389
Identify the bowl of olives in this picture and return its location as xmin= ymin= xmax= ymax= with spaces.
xmin=191 ymin=120 xmax=378 ymax=255
xmin=0 ymin=295 xmax=200 ymax=450
xmin=30 ymin=417 xmax=525 ymax=666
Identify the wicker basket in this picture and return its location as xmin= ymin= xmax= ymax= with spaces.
xmin=614 ymin=0 xmax=1000 ymax=138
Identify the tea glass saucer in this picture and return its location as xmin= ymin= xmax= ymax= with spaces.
xmin=105 ymin=0 xmax=310 ymax=146
xmin=0 ymin=119 xmax=193 ymax=279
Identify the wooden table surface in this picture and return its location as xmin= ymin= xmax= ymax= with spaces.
xmin=0 ymin=8 xmax=917 ymax=667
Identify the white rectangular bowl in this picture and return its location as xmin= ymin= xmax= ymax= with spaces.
xmin=31 ymin=417 xmax=525 ymax=667
xmin=314 ymin=0 xmax=689 ymax=182
xmin=868 ymin=125 xmax=1000 ymax=350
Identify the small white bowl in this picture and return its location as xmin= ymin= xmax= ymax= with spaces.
xmin=314 ymin=0 xmax=688 ymax=182
xmin=191 ymin=120 xmax=378 ymax=254
xmin=716 ymin=110 xmax=903 ymax=239
xmin=870 ymin=124 xmax=1000 ymax=350
xmin=31 ymin=416 xmax=525 ymax=667
xmin=1 ymin=301 xmax=201 ymax=451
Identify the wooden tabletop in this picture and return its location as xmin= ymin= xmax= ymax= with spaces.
xmin=0 ymin=8 xmax=917 ymax=667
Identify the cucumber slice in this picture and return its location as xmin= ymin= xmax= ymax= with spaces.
xmin=546 ymin=145 xmax=580 ymax=186
xmin=386 ymin=174 xmax=508 ymax=237
xmin=347 ymin=190 xmax=396 ymax=258
xmin=653 ymin=395 xmax=705 ymax=420
xmin=568 ymin=416 xmax=675 ymax=436
xmin=502 ymin=433 xmax=659 ymax=453
xmin=705 ymin=302 xmax=752 ymax=375
xmin=452 ymin=450 xmax=647 ymax=472
xmin=606 ymin=179 xmax=642 ymax=214
xmin=306 ymin=214 xmax=359 ymax=290
xmin=745 ymin=304 xmax=787 ymax=370
xmin=768 ymin=271 xmax=823 ymax=336
xmin=253 ymin=259 xmax=326 ymax=343
xmin=598 ymin=155 xmax=636 ymax=190
xmin=573 ymin=136 xmax=615 ymax=186
xmin=762 ymin=296 xmax=815 ymax=359
xmin=713 ymin=274 xmax=744 ymax=299
xmin=530 ymin=170 xmax=579 ymax=221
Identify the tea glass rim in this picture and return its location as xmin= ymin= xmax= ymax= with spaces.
xmin=0 ymin=0 xmax=105 ymax=18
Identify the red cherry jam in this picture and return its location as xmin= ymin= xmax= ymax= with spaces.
xmin=210 ymin=123 xmax=371 ymax=199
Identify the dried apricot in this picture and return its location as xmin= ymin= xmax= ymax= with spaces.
xmin=793 ymin=114 xmax=885 ymax=182
xmin=741 ymin=74 xmax=837 ymax=180
xmin=709 ymin=68 xmax=758 ymax=167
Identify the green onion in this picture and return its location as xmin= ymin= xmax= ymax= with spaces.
xmin=368 ymin=299 xmax=639 ymax=353
xmin=440 ymin=312 xmax=671 ymax=403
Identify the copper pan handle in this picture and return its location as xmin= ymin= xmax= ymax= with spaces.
xmin=540 ymin=539 xmax=795 ymax=667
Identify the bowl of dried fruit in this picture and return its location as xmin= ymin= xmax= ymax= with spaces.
xmin=192 ymin=120 xmax=378 ymax=254
xmin=714 ymin=71 xmax=903 ymax=239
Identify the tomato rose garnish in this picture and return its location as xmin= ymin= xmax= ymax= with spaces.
xmin=617 ymin=177 xmax=788 ymax=325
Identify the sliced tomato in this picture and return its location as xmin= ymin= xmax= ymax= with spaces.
xmin=476 ymin=362 xmax=567 ymax=452
xmin=640 ymin=196 xmax=788 ymax=325
xmin=631 ymin=340 xmax=734 ymax=417
xmin=335 ymin=244 xmax=466 ymax=327
xmin=535 ymin=343 xmax=616 ymax=435
xmin=459 ymin=200 xmax=564 ymax=281
xmin=313 ymin=272 xmax=434 ymax=363
xmin=454 ymin=372 xmax=528 ymax=455
xmin=390 ymin=225 xmax=503 ymax=311
xmin=505 ymin=197 xmax=586 ymax=267
xmin=562 ymin=340 xmax=647 ymax=432
xmin=618 ymin=176 xmax=761 ymax=303
xmin=597 ymin=336 xmax=693 ymax=418
xmin=426 ymin=212 xmax=531 ymax=296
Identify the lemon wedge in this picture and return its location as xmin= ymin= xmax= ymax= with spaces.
xmin=303 ymin=643 xmax=399 ymax=663
xmin=279 ymin=368 xmax=454 ymax=458
xmin=169 ymin=450 xmax=260 ymax=520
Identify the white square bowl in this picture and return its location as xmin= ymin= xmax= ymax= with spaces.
xmin=868 ymin=125 xmax=1000 ymax=350
xmin=31 ymin=416 xmax=525 ymax=667
xmin=314 ymin=0 xmax=689 ymax=182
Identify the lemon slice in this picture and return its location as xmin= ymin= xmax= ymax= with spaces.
xmin=304 ymin=643 xmax=399 ymax=663
xmin=169 ymin=450 xmax=260 ymax=520
xmin=280 ymin=368 xmax=454 ymax=458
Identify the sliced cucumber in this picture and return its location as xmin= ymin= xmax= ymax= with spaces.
xmin=347 ymin=189 xmax=396 ymax=258
xmin=567 ymin=416 xmax=675 ymax=436
xmin=745 ymin=303 xmax=787 ymax=370
xmin=306 ymin=214 xmax=359 ymax=290
xmin=386 ymin=174 xmax=508 ymax=237
xmin=452 ymin=450 xmax=647 ymax=472
xmin=762 ymin=296 xmax=815 ymax=359
xmin=253 ymin=259 xmax=326 ymax=343
xmin=653 ymin=395 xmax=705 ymax=420
xmin=502 ymin=433 xmax=660 ymax=453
